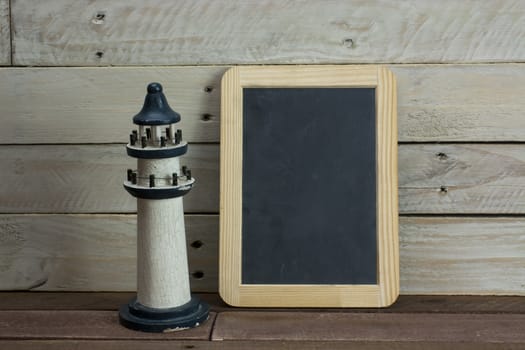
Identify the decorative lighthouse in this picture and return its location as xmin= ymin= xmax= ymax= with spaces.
xmin=119 ymin=82 xmax=209 ymax=332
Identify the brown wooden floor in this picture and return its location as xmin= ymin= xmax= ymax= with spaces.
xmin=1 ymin=293 xmax=525 ymax=349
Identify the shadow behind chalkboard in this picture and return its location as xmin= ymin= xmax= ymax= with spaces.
xmin=242 ymin=88 xmax=377 ymax=285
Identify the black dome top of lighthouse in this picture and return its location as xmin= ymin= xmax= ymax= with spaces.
xmin=132 ymin=83 xmax=181 ymax=125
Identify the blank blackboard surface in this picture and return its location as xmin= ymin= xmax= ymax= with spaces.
xmin=242 ymin=88 xmax=377 ymax=285
xmin=220 ymin=65 xmax=398 ymax=307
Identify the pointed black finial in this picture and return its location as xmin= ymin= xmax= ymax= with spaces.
xmin=133 ymin=83 xmax=181 ymax=126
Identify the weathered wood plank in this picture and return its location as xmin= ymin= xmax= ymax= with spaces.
xmin=2 ymin=65 xmax=525 ymax=143
xmin=212 ymin=311 xmax=525 ymax=342
xmin=0 ymin=310 xmax=215 ymax=339
xmin=2 ymin=144 xmax=525 ymax=214
xmin=0 ymin=144 xmax=219 ymax=213
xmin=1 ymin=293 xmax=524 ymax=314
xmin=400 ymin=217 xmax=525 ymax=295
xmin=0 ymin=215 xmax=218 ymax=292
xmin=399 ymin=144 xmax=525 ymax=214
xmin=11 ymin=0 xmax=525 ymax=65
xmin=0 ymin=67 xmax=223 ymax=143
xmin=0 ymin=292 xmax=137 ymax=310
xmin=1 ymin=215 xmax=524 ymax=295
xmin=387 ymin=295 xmax=525 ymax=313
xmin=0 ymin=0 xmax=9 ymax=65
xmin=392 ymin=64 xmax=525 ymax=141
xmin=0 ymin=340 xmax=522 ymax=350
xmin=0 ymin=292 xmax=226 ymax=311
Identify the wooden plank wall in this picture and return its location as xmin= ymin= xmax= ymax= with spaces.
xmin=0 ymin=0 xmax=9 ymax=65
xmin=1 ymin=0 xmax=524 ymax=295
xmin=10 ymin=0 xmax=525 ymax=65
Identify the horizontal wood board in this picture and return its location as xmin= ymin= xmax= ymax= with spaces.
xmin=0 ymin=144 xmax=219 ymax=213
xmin=400 ymin=217 xmax=525 ymax=295
xmin=0 ymin=67 xmax=222 ymax=143
xmin=10 ymin=0 xmax=525 ymax=65
xmin=0 ymin=292 xmax=223 ymax=311
xmin=1 ymin=65 xmax=525 ymax=143
xmin=0 ymin=310 xmax=215 ymax=340
xmin=0 ymin=215 xmax=218 ymax=292
xmin=399 ymin=144 xmax=525 ymax=214
xmin=2 ymin=144 xmax=525 ymax=214
xmin=0 ymin=0 xmax=8 ymax=65
xmin=0 ymin=215 xmax=523 ymax=294
xmin=0 ymin=340 xmax=523 ymax=350
xmin=2 ymin=293 xmax=525 ymax=314
xmin=212 ymin=311 xmax=525 ymax=343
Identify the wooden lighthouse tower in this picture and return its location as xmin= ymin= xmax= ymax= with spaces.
xmin=119 ymin=82 xmax=209 ymax=332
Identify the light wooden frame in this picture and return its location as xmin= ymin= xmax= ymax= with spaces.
xmin=219 ymin=65 xmax=398 ymax=307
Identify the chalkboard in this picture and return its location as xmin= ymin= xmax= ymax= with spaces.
xmin=242 ymin=88 xmax=377 ymax=285
xmin=220 ymin=66 xmax=398 ymax=307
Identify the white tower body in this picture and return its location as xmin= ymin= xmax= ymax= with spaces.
xmin=137 ymin=175 xmax=190 ymax=308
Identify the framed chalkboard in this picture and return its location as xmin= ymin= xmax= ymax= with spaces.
xmin=219 ymin=66 xmax=398 ymax=307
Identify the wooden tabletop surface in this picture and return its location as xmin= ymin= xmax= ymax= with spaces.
xmin=1 ymin=293 xmax=524 ymax=349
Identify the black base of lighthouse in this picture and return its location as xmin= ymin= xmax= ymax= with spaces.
xmin=119 ymin=296 xmax=209 ymax=332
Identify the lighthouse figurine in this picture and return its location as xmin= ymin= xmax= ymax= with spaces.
xmin=119 ymin=82 xmax=209 ymax=332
